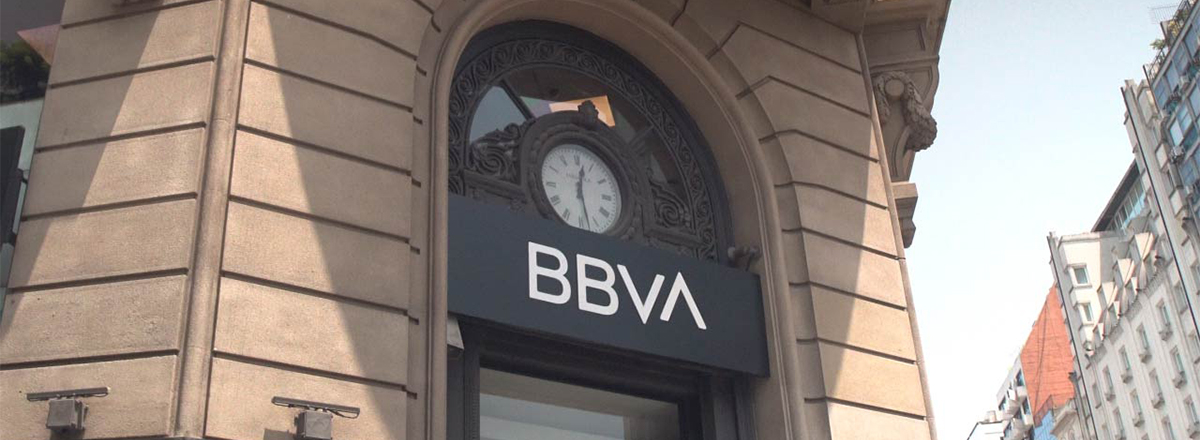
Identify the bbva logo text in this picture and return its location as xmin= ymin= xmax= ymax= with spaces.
xmin=527 ymin=241 xmax=708 ymax=330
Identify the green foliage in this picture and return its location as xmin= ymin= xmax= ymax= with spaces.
xmin=1153 ymin=38 xmax=1168 ymax=51
xmin=0 ymin=40 xmax=50 ymax=104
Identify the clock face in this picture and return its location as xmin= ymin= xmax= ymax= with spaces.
xmin=540 ymin=143 xmax=623 ymax=233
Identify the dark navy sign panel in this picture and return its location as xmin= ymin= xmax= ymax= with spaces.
xmin=448 ymin=195 xmax=769 ymax=376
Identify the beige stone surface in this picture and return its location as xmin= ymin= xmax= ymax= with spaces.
xmin=207 ymin=357 xmax=408 ymax=440
xmin=0 ymin=356 xmax=177 ymax=440
xmin=802 ymin=232 xmax=906 ymax=307
xmin=50 ymin=1 xmax=218 ymax=84
xmin=214 ymin=277 xmax=410 ymax=385
xmin=238 ymin=64 xmax=411 ymax=170
xmin=246 ymin=2 xmax=416 ymax=105
xmin=8 ymin=200 xmax=197 ymax=288
xmin=800 ymin=401 xmax=834 ymax=440
xmin=737 ymin=0 xmax=861 ymax=71
xmin=791 ymin=186 xmax=897 ymax=256
xmin=707 ymin=49 xmax=750 ymax=95
xmin=677 ymin=1 xmax=739 ymax=54
xmin=723 ymin=27 xmax=869 ymax=114
xmin=810 ymin=285 xmax=915 ymax=360
xmin=267 ymin=0 xmax=430 ymax=53
xmin=765 ymin=134 xmax=888 ymax=206
xmin=670 ymin=13 xmax=721 ymax=56
xmin=781 ymin=230 xmax=812 ymax=285
xmin=773 ymin=185 xmax=803 ymax=230
xmin=0 ymin=276 xmax=187 ymax=365
xmin=742 ymin=80 xmax=875 ymax=159
xmin=818 ymin=343 xmax=926 ymax=416
xmin=37 ymin=62 xmax=213 ymax=147
xmin=826 ymin=401 xmax=931 ymax=440
xmin=231 ymin=130 xmax=411 ymax=237
xmin=633 ymin=0 xmax=684 ymax=22
xmin=222 ymin=202 xmax=410 ymax=309
xmin=23 ymin=129 xmax=203 ymax=216
xmin=795 ymin=341 xmax=830 ymax=399
xmin=61 ymin=0 xmax=198 ymax=25
xmin=789 ymin=285 xmax=817 ymax=340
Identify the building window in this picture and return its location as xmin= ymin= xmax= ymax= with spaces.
xmin=1083 ymin=302 xmax=1095 ymax=321
xmin=1174 ymin=115 xmax=1187 ymax=147
xmin=1152 ymin=370 xmax=1165 ymax=401
xmin=1139 ymin=325 xmax=1153 ymax=359
xmin=1169 ymin=61 xmax=1183 ymax=91
xmin=1072 ymin=266 xmax=1091 ymax=285
xmin=1120 ymin=347 xmax=1133 ymax=373
xmin=1104 ymin=367 xmax=1115 ymax=398
xmin=1165 ymin=418 xmax=1178 ymax=440
xmin=1174 ymin=348 xmax=1188 ymax=386
xmin=1132 ymin=391 xmax=1144 ymax=420
xmin=1114 ymin=408 xmax=1126 ymax=438
xmin=1157 ymin=79 xmax=1172 ymax=110
xmin=1160 ymin=302 xmax=1174 ymax=334
xmin=1189 ymin=333 xmax=1200 ymax=362
xmin=1182 ymin=104 xmax=1196 ymax=136
xmin=1191 ymin=79 xmax=1200 ymax=117
xmin=1186 ymin=398 xmax=1198 ymax=426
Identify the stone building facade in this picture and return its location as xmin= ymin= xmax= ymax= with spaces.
xmin=1048 ymin=163 xmax=1200 ymax=440
xmin=0 ymin=0 xmax=950 ymax=439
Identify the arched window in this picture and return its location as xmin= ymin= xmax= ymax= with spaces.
xmin=446 ymin=22 xmax=756 ymax=440
xmin=448 ymin=21 xmax=731 ymax=262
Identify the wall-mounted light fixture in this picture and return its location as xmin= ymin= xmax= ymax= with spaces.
xmin=272 ymin=396 xmax=360 ymax=440
xmin=27 ymin=387 xmax=109 ymax=433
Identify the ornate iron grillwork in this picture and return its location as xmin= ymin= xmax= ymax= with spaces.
xmin=449 ymin=21 xmax=730 ymax=262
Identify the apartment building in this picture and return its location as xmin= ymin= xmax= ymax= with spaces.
xmin=982 ymin=287 xmax=1080 ymax=440
xmin=1049 ymin=164 xmax=1200 ymax=440
xmin=993 ymin=360 xmax=1035 ymax=440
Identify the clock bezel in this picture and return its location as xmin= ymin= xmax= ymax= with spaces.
xmin=538 ymin=143 xmax=623 ymax=233
xmin=523 ymin=107 xmax=643 ymax=237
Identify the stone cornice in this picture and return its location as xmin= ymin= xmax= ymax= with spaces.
xmin=855 ymin=0 xmax=950 ymax=247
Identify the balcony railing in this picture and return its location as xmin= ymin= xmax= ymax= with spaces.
xmin=1147 ymin=0 xmax=1200 ymax=82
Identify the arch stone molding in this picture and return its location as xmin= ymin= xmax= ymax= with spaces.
xmin=416 ymin=0 xmax=806 ymax=439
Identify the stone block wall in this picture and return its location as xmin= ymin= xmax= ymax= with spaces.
xmin=1 ymin=0 xmax=941 ymax=439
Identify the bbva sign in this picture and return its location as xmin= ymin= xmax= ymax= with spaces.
xmin=448 ymin=195 xmax=768 ymax=375
xmin=528 ymin=242 xmax=707 ymax=330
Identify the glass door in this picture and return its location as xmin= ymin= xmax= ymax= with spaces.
xmin=448 ymin=320 xmax=750 ymax=440
xmin=480 ymin=368 xmax=680 ymax=440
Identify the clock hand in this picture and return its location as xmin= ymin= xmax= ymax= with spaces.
xmin=578 ymin=165 xmax=592 ymax=230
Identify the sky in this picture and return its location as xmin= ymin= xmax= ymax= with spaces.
xmin=906 ymin=0 xmax=1171 ymax=437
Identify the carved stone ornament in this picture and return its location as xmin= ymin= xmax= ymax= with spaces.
xmin=448 ymin=23 xmax=732 ymax=262
xmin=873 ymin=70 xmax=938 ymax=152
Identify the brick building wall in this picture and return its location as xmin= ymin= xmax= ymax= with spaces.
xmin=1020 ymin=286 xmax=1077 ymax=420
